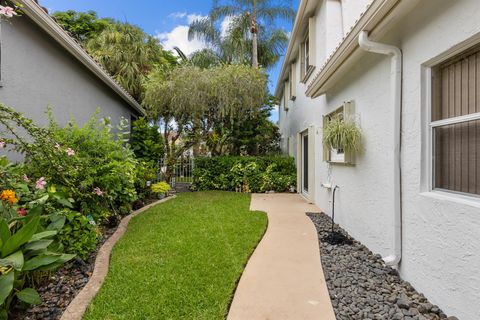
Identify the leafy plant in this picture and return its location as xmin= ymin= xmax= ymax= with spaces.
xmin=131 ymin=118 xmax=164 ymax=164
xmin=0 ymin=104 xmax=139 ymax=222
xmin=51 ymin=10 xmax=114 ymax=42
xmin=86 ymin=23 xmax=177 ymax=101
xmin=261 ymin=163 xmax=296 ymax=192
xmin=151 ymin=182 xmax=170 ymax=195
xmin=323 ymin=115 xmax=362 ymax=153
xmin=192 ymin=156 xmax=296 ymax=193
xmin=0 ymin=155 xmax=78 ymax=316
xmin=231 ymin=162 xmax=262 ymax=193
xmin=57 ymin=210 xmax=98 ymax=260
xmin=133 ymin=161 xmax=158 ymax=202
xmin=0 ymin=216 xmax=75 ymax=318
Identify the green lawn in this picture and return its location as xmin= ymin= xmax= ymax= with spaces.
xmin=84 ymin=191 xmax=267 ymax=320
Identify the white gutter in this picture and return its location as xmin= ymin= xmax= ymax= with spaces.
xmin=358 ymin=31 xmax=402 ymax=267
xmin=17 ymin=0 xmax=145 ymax=115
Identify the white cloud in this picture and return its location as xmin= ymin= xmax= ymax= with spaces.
xmin=157 ymin=12 xmax=209 ymax=56
xmin=168 ymin=12 xmax=206 ymax=24
xmin=169 ymin=12 xmax=187 ymax=19
xmin=220 ymin=16 xmax=235 ymax=38
xmin=186 ymin=14 xmax=206 ymax=24
xmin=157 ymin=26 xmax=208 ymax=56
xmin=158 ymin=12 xmax=237 ymax=57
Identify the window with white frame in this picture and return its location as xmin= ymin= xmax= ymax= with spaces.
xmin=289 ymin=62 xmax=297 ymax=100
xmin=304 ymin=35 xmax=310 ymax=75
xmin=300 ymin=17 xmax=316 ymax=82
xmin=323 ymin=101 xmax=356 ymax=164
xmin=431 ymin=45 xmax=480 ymax=196
xmin=283 ymin=80 xmax=289 ymax=111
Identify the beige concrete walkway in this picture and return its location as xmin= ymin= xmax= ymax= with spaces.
xmin=228 ymin=193 xmax=336 ymax=320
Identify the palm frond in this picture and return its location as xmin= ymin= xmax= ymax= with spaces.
xmin=188 ymin=17 xmax=220 ymax=45
xmin=173 ymin=47 xmax=189 ymax=63
xmin=210 ymin=5 xmax=242 ymax=20
xmin=257 ymin=6 xmax=295 ymax=23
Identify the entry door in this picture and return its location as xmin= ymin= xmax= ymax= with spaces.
xmin=302 ymin=132 xmax=309 ymax=194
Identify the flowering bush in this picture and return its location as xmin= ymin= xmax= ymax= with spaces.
xmin=0 ymin=156 xmax=75 ymax=222
xmin=0 ymin=157 xmax=75 ymax=317
xmin=0 ymin=3 xmax=21 ymax=19
xmin=0 ymin=104 xmax=138 ymax=223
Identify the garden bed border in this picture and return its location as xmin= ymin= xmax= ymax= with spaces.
xmin=60 ymin=196 xmax=176 ymax=320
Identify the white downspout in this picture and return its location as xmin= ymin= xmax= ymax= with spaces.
xmin=358 ymin=31 xmax=402 ymax=267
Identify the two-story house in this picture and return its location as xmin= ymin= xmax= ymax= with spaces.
xmin=276 ymin=0 xmax=480 ymax=319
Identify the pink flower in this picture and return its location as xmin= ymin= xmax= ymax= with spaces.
xmin=23 ymin=174 xmax=30 ymax=182
xmin=35 ymin=177 xmax=46 ymax=190
xmin=55 ymin=143 xmax=61 ymax=149
xmin=17 ymin=207 xmax=27 ymax=217
xmin=0 ymin=6 xmax=17 ymax=18
xmin=93 ymin=187 xmax=104 ymax=196
xmin=66 ymin=148 xmax=75 ymax=156
xmin=0 ymin=141 xmax=5 ymax=149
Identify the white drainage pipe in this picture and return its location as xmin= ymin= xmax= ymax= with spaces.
xmin=358 ymin=31 xmax=402 ymax=268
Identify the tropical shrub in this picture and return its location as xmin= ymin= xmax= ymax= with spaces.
xmin=133 ymin=161 xmax=158 ymax=202
xmin=0 ymin=157 xmax=76 ymax=317
xmin=57 ymin=210 xmax=98 ymax=260
xmin=192 ymin=156 xmax=296 ymax=193
xmin=39 ymin=112 xmax=138 ymax=219
xmin=151 ymin=182 xmax=170 ymax=195
xmin=0 ymin=156 xmax=75 ymax=222
xmin=131 ymin=117 xmax=164 ymax=164
xmin=0 ymin=104 xmax=138 ymax=222
xmin=0 ymin=216 xmax=75 ymax=318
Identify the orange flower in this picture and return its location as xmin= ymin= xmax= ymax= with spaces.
xmin=0 ymin=189 xmax=18 ymax=205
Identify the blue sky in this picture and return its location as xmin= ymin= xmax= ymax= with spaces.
xmin=41 ymin=0 xmax=299 ymax=121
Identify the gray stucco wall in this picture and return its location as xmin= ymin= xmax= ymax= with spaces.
xmin=0 ymin=16 xmax=140 ymax=128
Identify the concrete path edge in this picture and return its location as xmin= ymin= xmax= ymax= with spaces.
xmin=60 ymin=195 xmax=176 ymax=320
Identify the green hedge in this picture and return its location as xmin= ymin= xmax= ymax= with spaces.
xmin=192 ymin=156 xmax=296 ymax=193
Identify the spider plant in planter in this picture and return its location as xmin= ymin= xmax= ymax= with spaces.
xmin=323 ymin=114 xmax=362 ymax=155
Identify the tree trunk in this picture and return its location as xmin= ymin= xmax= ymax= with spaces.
xmin=251 ymin=0 xmax=258 ymax=68
xmin=252 ymin=32 xmax=258 ymax=68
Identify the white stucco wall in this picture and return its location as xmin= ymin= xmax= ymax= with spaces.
xmin=340 ymin=0 xmax=372 ymax=35
xmin=279 ymin=0 xmax=480 ymax=319
xmin=395 ymin=0 xmax=480 ymax=319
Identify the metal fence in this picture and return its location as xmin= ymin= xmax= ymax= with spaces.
xmin=158 ymin=157 xmax=194 ymax=188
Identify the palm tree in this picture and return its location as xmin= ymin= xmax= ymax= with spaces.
xmin=189 ymin=0 xmax=294 ymax=69
xmin=86 ymin=23 xmax=176 ymax=101
xmin=174 ymin=47 xmax=222 ymax=69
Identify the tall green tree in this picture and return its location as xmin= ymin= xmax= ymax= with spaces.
xmin=143 ymin=64 xmax=268 ymax=180
xmin=189 ymin=0 xmax=295 ymax=68
xmin=226 ymin=99 xmax=280 ymax=155
xmin=86 ymin=23 xmax=177 ymax=101
xmin=52 ymin=10 xmax=114 ymax=42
